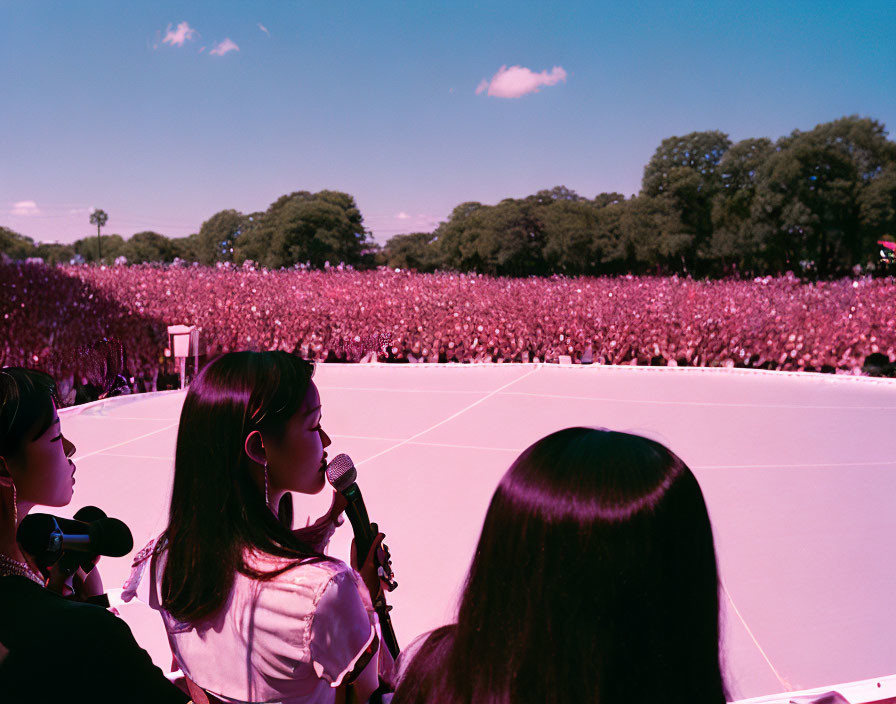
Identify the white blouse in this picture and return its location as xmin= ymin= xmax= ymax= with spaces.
xmin=122 ymin=536 xmax=378 ymax=704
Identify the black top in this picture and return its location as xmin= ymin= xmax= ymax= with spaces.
xmin=0 ymin=575 xmax=189 ymax=704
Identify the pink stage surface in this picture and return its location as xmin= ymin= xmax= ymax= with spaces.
xmin=55 ymin=364 xmax=896 ymax=702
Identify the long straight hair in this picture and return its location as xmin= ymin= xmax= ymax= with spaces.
xmin=160 ymin=351 xmax=334 ymax=624
xmin=395 ymin=427 xmax=728 ymax=704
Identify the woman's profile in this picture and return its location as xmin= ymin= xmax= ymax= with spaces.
xmin=393 ymin=426 xmax=728 ymax=704
xmin=0 ymin=366 xmax=189 ymax=703
xmin=124 ymin=351 xmax=392 ymax=703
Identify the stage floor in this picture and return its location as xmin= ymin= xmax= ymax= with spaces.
xmin=55 ymin=363 xmax=896 ymax=701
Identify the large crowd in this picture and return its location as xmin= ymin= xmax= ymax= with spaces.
xmin=1 ymin=261 xmax=895 ymax=404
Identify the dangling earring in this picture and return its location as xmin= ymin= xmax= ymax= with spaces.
xmin=263 ymin=460 xmax=269 ymax=507
xmin=11 ymin=481 xmax=17 ymax=532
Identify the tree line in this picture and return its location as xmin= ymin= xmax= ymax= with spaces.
xmin=3 ymin=115 xmax=894 ymax=278
xmin=1 ymin=189 xmax=379 ymax=271
xmin=384 ymin=116 xmax=896 ymax=278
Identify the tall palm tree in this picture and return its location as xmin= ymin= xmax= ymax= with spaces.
xmin=89 ymin=208 xmax=108 ymax=261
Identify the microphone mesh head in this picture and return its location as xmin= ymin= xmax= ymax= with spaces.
xmin=89 ymin=518 xmax=134 ymax=557
xmin=326 ymin=453 xmax=357 ymax=492
xmin=74 ymin=505 xmax=107 ymax=523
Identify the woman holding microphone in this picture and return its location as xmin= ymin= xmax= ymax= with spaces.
xmin=0 ymin=366 xmax=189 ymax=703
xmin=124 ymin=351 xmax=393 ymax=703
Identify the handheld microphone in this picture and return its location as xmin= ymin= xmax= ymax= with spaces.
xmin=17 ymin=512 xmax=134 ymax=569
xmin=326 ymin=453 xmax=400 ymax=658
xmin=326 ymin=454 xmax=374 ymax=563
xmin=56 ymin=506 xmax=109 ymax=575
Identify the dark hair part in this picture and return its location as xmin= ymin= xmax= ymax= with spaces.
xmin=0 ymin=367 xmax=60 ymax=460
xmin=395 ymin=427 xmax=728 ymax=704
xmin=160 ymin=351 xmax=333 ymax=624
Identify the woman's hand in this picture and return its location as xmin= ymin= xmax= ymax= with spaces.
xmin=45 ymin=557 xmax=104 ymax=601
xmin=44 ymin=559 xmax=76 ymax=597
xmin=76 ymin=559 xmax=104 ymax=599
xmin=350 ymin=524 xmax=389 ymax=602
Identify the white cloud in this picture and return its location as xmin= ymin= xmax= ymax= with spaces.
xmin=258 ymin=23 xmax=270 ymax=36
xmin=210 ymin=38 xmax=239 ymax=56
xmin=161 ymin=21 xmax=197 ymax=47
xmin=476 ymin=64 xmax=567 ymax=98
xmin=395 ymin=212 xmax=411 ymax=220
xmin=69 ymin=207 xmax=92 ymax=215
xmin=11 ymin=201 xmax=40 ymax=216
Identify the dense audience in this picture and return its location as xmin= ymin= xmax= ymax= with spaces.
xmin=1 ymin=261 xmax=894 ymax=405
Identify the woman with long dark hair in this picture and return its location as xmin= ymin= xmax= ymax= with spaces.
xmin=123 ymin=351 xmax=391 ymax=703
xmin=393 ymin=427 xmax=728 ymax=704
xmin=0 ymin=367 xmax=189 ymax=703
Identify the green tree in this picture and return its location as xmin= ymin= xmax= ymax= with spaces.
xmin=228 ymin=212 xmax=262 ymax=265
xmin=859 ymin=164 xmax=896 ymax=250
xmin=527 ymin=185 xmax=583 ymax=206
xmin=642 ymin=131 xmax=732 ymax=196
xmin=34 ymin=242 xmax=77 ymax=265
xmin=593 ymin=200 xmax=628 ymax=274
xmin=477 ymin=198 xmax=546 ymax=276
xmin=73 ymin=234 xmax=126 ymax=263
xmin=308 ymin=190 xmax=373 ymax=265
xmin=752 ymin=116 xmax=896 ymax=276
xmin=432 ymin=202 xmax=483 ymax=272
xmin=170 ymin=233 xmax=202 ymax=263
xmin=435 ymin=198 xmax=547 ymax=276
xmin=247 ymin=191 xmax=374 ymax=269
xmin=379 ymin=232 xmax=439 ymax=271
xmin=619 ymin=196 xmax=692 ymax=274
xmin=122 ymin=231 xmax=178 ymax=264
xmin=197 ymin=209 xmax=248 ymax=265
xmin=89 ymin=209 xmax=108 ymax=261
xmin=710 ymin=137 xmax=774 ymax=275
xmin=0 ymin=226 xmax=38 ymax=261
xmin=541 ymin=199 xmax=599 ymax=275
xmin=592 ymin=192 xmax=626 ymax=208
xmin=642 ymin=131 xmax=732 ymax=273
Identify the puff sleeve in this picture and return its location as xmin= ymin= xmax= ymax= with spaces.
xmin=308 ymin=566 xmax=378 ymax=688
xmin=121 ymin=535 xmax=162 ymax=605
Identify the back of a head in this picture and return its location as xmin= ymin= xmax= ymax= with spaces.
xmin=397 ymin=427 xmax=727 ymax=704
xmin=161 ymin=350 xmax=320 ymax=624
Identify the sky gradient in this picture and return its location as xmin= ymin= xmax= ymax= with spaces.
xmin=2 ymin=0 xmax=894 ymax=247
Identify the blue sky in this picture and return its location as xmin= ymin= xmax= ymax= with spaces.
xmin=2 ymin=0 xmax=894 ymax=246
